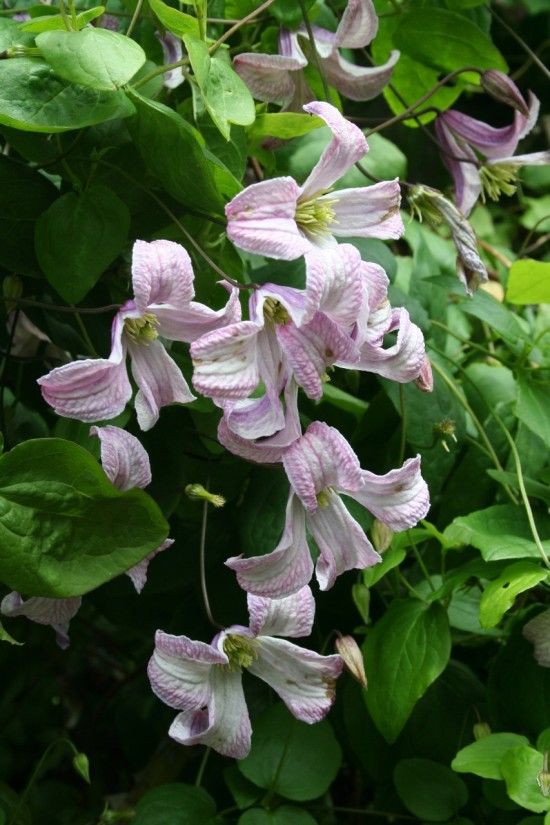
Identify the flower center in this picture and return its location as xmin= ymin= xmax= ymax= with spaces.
xmin=316 ymin=488 xmax=332 ymax=508
xmin=295 ymin=191 xmax=337 ymax=238
xmin=479 ymin=163 xmax=518 ymax=202
xmin=124 ymin=312 xmax=159 ymax=345
xmin=223 ymin=634 xmax=258 ymax=670
xmin=263 ymin=297 xmax=290 ymax=325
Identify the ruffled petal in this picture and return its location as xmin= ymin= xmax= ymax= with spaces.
xmin=435 ymin=117 xmax=481 ymax=216
xmin=222 ymin=391 xmax=286 ymax=441
xmin=351 ymin=307 xmax=426 ymax=383
xmin=126 ymin=538 xmax=174 ymax=593
xmin=226 ymin=494 xmax=314 ymax=598
xmin=129 ymin=340 xmax=194 ymax=431
xmin=0 ymin=592 xmax=81 ymax=649
xmin=191 ymin=321 xmax=261 ymax=400
xmin=168 ymin=667 xmax=251 ymax=758
xmin=350 ymin=455 xmax=430 ymax=531
xmin=304 ymin=244 xmax=363 ymax=327
xmin=323 ymin=49 xmax=399 ymax=102
xmin=283 ymin=421 xmax=363 ymax=511
xmin=249 ymin=637 xmax=342 ymax=722
xmin=334 ymin=0 xmax=379 ymax=48
xmin=301 ymin=101 xmax=368 ymax=197
xmin=487 ymin=149 xmax=550 ymax=167
xmin=233 ymin=33 xmax=306 ymax=105
xmin=147 ymin=629 xmax=227 ymax=710
xmin=328 ymin=180 xmax=404 ymax=239
xmin=225 ymin=177 xmax=310 ymax=260
xmin=308 ymin=494 xmax=381 ymax=590
xmin=131 ymin=239 xmax=195 ymax=315
xmin=90 ymin=424 xmax=151 ymax=491
xmin=523 ymin=609 xmax=550 ymax=667
xmin=247 ymin=586 xmax=315 ymax=638
xmin=154 ymin=287 xmax=241 ymax=343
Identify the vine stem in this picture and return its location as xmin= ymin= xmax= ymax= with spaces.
xmin=199 ymin=493 xmax=221 ymax=629
xmin=126 ymin=0 xmax=145 ymax=38
xmin=298 ymin=0 xmax=330 ymax=101
xmin=490 ymin=7 xmax=550 ymax=80
xmin=0 ymin=296 xmax=121 ymax=314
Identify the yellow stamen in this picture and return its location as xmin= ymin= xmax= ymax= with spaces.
xmin=263 ymin=297 xmax=290 ymax=325
xmin=223 ymin=634 xmax=258 ymax=670
xmin=295 ymin=191 xmax=338 ymax=238
xmin=316 ymin=489 xmax=332 ymax=508
xmin=124 ymin=312 xmax=159 ymax=345
xmin=479 ymin=163 xmax=518 ymax=202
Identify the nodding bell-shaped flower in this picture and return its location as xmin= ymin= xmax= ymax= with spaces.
xmin=225 ymin=101 xmax=403 ymax=261
xmin=226 ymin=422 xmax=430 ymax=597
xmin=234 ymin=0 xmax=399 ymax=109
xmin=436 ymin=77 xmax=549 ymax=216
xmin=38 ymin=240 xmax=240 ymax=431
xmin=148 ymin=587 xmax=343 ymax=758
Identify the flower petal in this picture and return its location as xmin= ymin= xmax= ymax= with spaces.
xmin=249 ymin=637 xmax=342 ymax=722
xmin=233 ymin=32 xmax=306 ymax=105
xmin=129 ymin=340 xmax=194 ymax=431
xmin=328 ymin=179 xmax=404 ymax=239
xmin=132 ymin=239 xmax=195 ymax=314
xmin=191 ymin=321 xmax=261 ymax=400
xmin=301 ymin=101 xmax=368 ymax=197
xmin=126 ymin=538 xmax=174 ymax=593
xmin=1 ymin=592 xmax=81 ymax=649
xmin=155 ymin=31 xmax=186 ymax=89
xmin=523 ymin=609 xmax=550 ymax=668
xmin=351 ymin=307 xmax=426 ymax=383
xmin=324 ymin=49 xmax=399 ymax=102
xmin=226 ymin=494 xmax=314 ymax=598
xmin=308 ymin=494 xmax=381 ymax=590
xmin=350 ymin=455 xmax=430 ymax=531
xmin=248 ymin=586 xmax=315 ymax=638
xmin=283 ymin=421 xmax=363 ymax=511
xmin=168 ymin=667 xmax=251 ymax=758
xmin=90 ymin=424 xmax=151 ymax=491
xmin=148 ymin=629 xmax=227 ymax=710
xmin=334 ymin=0 xmax=379 ymax=48
xmin=155 ymin=287 xmax=241 ymax=343
xmin=304 ymin=244 xmax=364 ymax=327
xmin=435 ymin=117 xmax=481 ymax=216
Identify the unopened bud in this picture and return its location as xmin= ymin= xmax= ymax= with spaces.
xmin=473 ymin=722 xmax=491 ymax=740
xmin=480 ymin=280 xmax=504 ymax=303
xmin=185 ymin=484 xmax=225 ymax=508
xmin=371 ymin=519 xmax=393 ymax=553
xmin=3 ymin=275 xmax=22 ymax=314
xmin=481 ymin=70 xmax=530 ymax=117
xmin=415 ymin=356 xmax=433 ymax=393
xmin=335 ymin=634 xmax=367 ymax=688
xmin=72 ymin=752 xmax=91 ymax=784
xmin=537 ymin=752 xmax=550 ymax=798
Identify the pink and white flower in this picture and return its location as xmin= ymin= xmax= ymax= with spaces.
xmin=155 ymin=31 xmax=185 ymax=89
xmin=148 ymin=586 xmax=343 ymax=758
xmin=225 ymin=101 xmax=403 ymax=260
xmin=234 ymin=0 xmax=399 ymax=108
xmin=38 ymin=240 xmax=240 ymax=431
xmin=227 ymin=422 xmax=429 ymax=596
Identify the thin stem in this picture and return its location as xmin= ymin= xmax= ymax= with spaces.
xmin=398 ymin=383 xmax=407 ymax=465
xmin=126 ymin=0 xmax=145 ymax=37
xmin=0 ymin=296 xmax=121 ymax=314
xmin=131 ymin=59 xmax=191 ymax=91
xmin=208 ymin=0 xmax=276 ymax=55
xmin=408 ymin=530 xmax=435 ymax=592
xmin=72 ymin=307 xmax=98 ymax=356
xmin=199 ymin=495 xmax=220 ymax=628
xmin=8 ymin=739 xmax=80 ymax=825
xmin=430 ymin=319 xmax=509 ymax=365
xmin=195 ymin=746 xmax=210 ymax=786
xmin=491 ymin=7 xmax=550 ymax=80
xmin=299 ymin=0 xmax=330 ymax=101
xmin=397 ymin=570 xmax=428 ymax=603
xmin=518 ymin=216 xmax=550 ymax=256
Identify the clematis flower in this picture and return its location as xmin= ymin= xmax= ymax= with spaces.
xmin=227 ymin=421 xmax=429 ymax=596
xmin=38 ymin=240 xmax=240 ymax=431
xmin=225 ymin=101 xmax=403 ymax=261
xmin=0 ymin=426 xmax=173 ymax=647
xmin=234 ymin=0 xmax=399 ymax=108
xmin=155 ymin=31 xmax=185 ymax=89
xmin=436 ymin=77 xmax=550 ymax=216
xmin=148 ymin=586 xmax=343 ymax=758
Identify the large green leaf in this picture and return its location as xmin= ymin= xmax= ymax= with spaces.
xmin=20 ymin=6 xmax=105 ymax=33
xmin=363 ymin=600 xmax=451 ymax=742
xmin=507 ymin=260 xmax=550 ymax=304
xmin=394 ymin=758 xmax=468 ymax=821
xmin=0 ymin=439 xmax=169 ymax=598
xmin=36 ymin=29 xmax=146 ymax=91
xmin=0 ymin=58 xmax=135 ymax=133
xmin=500 ymin=747 xmax=550 ymax=813
xmin=0 ymin=17 xmax=35 ymax=50
xmin=479 ymin=562 xmax=547 ymax=628
xmin=238 ymin=809 xmax=317 ymax=825
xmin=35 ymin=184 xmax=130 ymax=304
xmin=133 ymin=784 xmax=217 ymax=824
xmin=446 ymin=504 xmax=550 ymax=562
xmin=148 ymin=0 xmax=200 ymax=36
xmin=516 ymin=376 xmax=550 ymax=449
xmin=452 ymin=733 xmax=530 ymax=780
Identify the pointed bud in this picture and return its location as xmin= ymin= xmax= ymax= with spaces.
xmin=73 ymin=752 xmax=91 ymax=784
xmin=371 ymin=519 xmax=393 ymax=553
xmin=415 ymin=356 xmax=433 ymax=393
xmin=335 ymin=634 xmax=367 ymax=688
xmin=473 ymin=722 xmax=491 ymax=740
xmin=3 ymin=275 xmax=22 ymax=314
xmin=185 ymin=483 xmax=225 ymax=508
xmin=481 ymin=70 xmax=530 ymax=117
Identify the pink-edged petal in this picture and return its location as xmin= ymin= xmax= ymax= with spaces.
xmin=283 ymin=421 xmax=363 ymax=511
xmin=251 ymin=284 xmax=308 ymax=328
xmin=131 ymin=239 xmax=195 ymax=315
xmin=435 ymin=117 xmax=481 ymax=216
xmin=155 ymin=287 xmax=241 ymax=343
xmin=487 ymin=150 xmax=550 ymax=167
xmin=0 ymin=592 xmax=81 ymax=649
xmin=298 ymin=25 xmax=335 ymax=59
xmin=249 ymin=637 xmax=342 ymax=722
xmin=353 ymin=261 xmax=391 ymax=348
xmin=278 ymin=311 xmax=358 ymax=401
xmin=304 ymin=244 xmax=363 ymax=327
xmin=233 ymin=32 xmax=306 ymax=105
xmin=308 ymin=494 xmax=381 ymax=590
xmin=350 ymin=307 xmax=426 ymax=383
xmin=155 ymin=31 xmax=185 ymax=89
xmin=248 ymin=586 xmax=315 ymax=638
xmin=126 ymin=538 xmax=174 ymax=593
xmin=147 ymin=629 xmax=227 ymax=710
xmin=226 ymin=494 xmax=314 ymax=598
xmin=335 ymin=0 xmax=378 ymax=48
xmin=223 ymin=392 xmax=286 ymax=441
xmin=168 ymin=667 xmax=251 ymax=758
xmin=328 ymin=180 xmax=403 ymax=239
xmin=90 ymin=424 xmax=151 ymax=491
xmin=349 ymin=455 xmax=430 ymax=531
xmin=225 ymin=178 xmax=310 ymax=261
xmin=301 ymin=102 xmax=368 ymax=197
xmin=191 ymin=321 xmax=261 ymax=400
xmin=324 ymin=49 xmax=399 ymax=102
xmin=523 ymin=609 xmax=550 ymax=667
xmin=129 ymin=340 xmax=194 ymax=431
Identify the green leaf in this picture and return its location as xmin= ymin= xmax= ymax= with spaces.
xmin=458 ymin=290 xmax=530 ymax=343
xmin=501 ymin=746 xmax=550 ymax=813
xmin=393 ymin=9 xmax=507 ymax=76
xmin=0 ymin=438 xmax=169 ymax=598
xmin=133 ymin=783 xmax=217 ymax=824
xmin=452 ymin=733 xmax=530 ymax=780
xmin=363 ymin=600 xmax=451 ymax=742
xmin=362 ymin=543 xmax=406 ymax=587
xmin=480 ymin=562 xmax=548 ymax=628
xmin=507 ymin=260 xmax=550 ymax=305
xmin=249 ymin=112 xmax=324 ymax=142
xmin=36 ymin=29 xmax=146 ymax=91
xmin=516 ymin=377 xmax=550 ymax=449
xmin=20 ymin=6 xmax=105 ymax=32
xmin=238 ymin=808 xmax=317 ymax=825
xmin=185 ymin=35 xmax=255 ymax=140
xmin=0 ymin=620 xmax=23 ymax=646
xmin=238 ymin=704 xmax=342 ymax=802
xmin=520 ymin=196 xmax=550 ymax=232
xmin=35 ymin=184 xmax=130 ymax=304
xmin=148 ymin=0 xmax=200 ymax=37
xmin=445 ymin=504 xmax=550 ymax=562
xmin=394 ymin=758 xmax=468 ymax=821
xmin=0 ymin=58 xmax=135 ymax=133
xmin=0 ymin=18 xmax=35 ymax=50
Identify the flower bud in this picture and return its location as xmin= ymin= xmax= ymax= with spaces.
xmin=3 ymin=275 xmax=22 ymax=314
xmin=335 ymin=634 xmax=367 ymax=688
xmin=371 ymin=518 xmax=393 ymax=553
xmin=415 ymin=356 xmax=433 ymax=393
xmin=473 ymin=722 xmax=491 ymax=740
xmin=185 ymin=484 xmax=225 ymax=508
xmin=480 ymin=280 xmax=505 ymax=303
xmin=72 ymin=752 xmax=91 ymax=784
xmin=481 ymin=70 xmax=530 ymax=117
xmin=538 ymin=752 xmax=550 ymax=798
